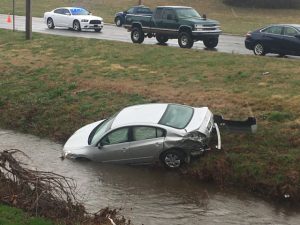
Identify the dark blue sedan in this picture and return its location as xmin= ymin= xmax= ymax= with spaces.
xmin=114 ymin=5 xmax=152 ymax=27
xmin=245 ymin=24 xmax=300 ymax=56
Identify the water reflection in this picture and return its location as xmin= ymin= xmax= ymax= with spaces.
xmin=1 ymin=129 xmax=300 ymax=225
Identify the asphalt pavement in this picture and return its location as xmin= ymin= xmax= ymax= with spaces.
xmin=0 ymin=14 xmax=250 ymax=55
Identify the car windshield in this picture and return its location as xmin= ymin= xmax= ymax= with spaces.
xmin=89 ymin=116 xmax=116 ymax=145
xmin=70 ymin=8 xmax=90 ymax=15
xmin=159 ymin=104 xmax=194 ymax=129
xmin=176 ymin=8 xmax=201 ymax=19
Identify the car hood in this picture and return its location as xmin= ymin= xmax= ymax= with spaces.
xmin=73 ymin=15 xmax=103 ymax=21
xmin=63 ymin=120 xmax=104 ymax=150
xmin=181 ymin=18 xmax=219 ymax=25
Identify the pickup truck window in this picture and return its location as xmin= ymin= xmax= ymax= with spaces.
xmin=163 ymin=9 xmax=176 ymax=20
xmin=176 ymin=8 xmax=201 ymax=19
xmin=154 ymin=8 xmax=164 ymax=20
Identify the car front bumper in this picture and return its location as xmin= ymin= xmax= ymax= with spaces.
xmin=81 ymin=22 xmax=103 ymax=30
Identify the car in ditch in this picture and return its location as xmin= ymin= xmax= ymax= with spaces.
xmin=63 ymin=103 xmax=256 ymax=168
xmin=245 ymin=24 xmax=300 ymax=56
xmin=44 ymin=7 xmax=104 ymax=32
xmin=123 ymin=6 xmax=222 ymax=48
xmin=114 ymin=5 xmax=152 ymax=27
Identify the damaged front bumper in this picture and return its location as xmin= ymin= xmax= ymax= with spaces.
xmin=213 ymin=115 xmax=257 ymax=133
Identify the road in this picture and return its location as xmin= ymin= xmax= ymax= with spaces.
xmin=0 ymin=14 xmax=250 ymax=55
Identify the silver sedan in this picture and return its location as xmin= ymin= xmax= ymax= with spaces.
xmin=63 ymin=103 xmax=222 ymax=168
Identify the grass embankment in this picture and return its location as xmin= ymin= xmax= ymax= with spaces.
xmin=0 ymin=29 xmax=299 ymax=203
xmin=1 ymin=0 xmax=300 ymax=34
xmin=0 ymin=204 xmax=53 ymax=225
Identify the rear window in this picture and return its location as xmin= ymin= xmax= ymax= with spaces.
xmin=159 ymin=104 xmax=194 ymax=129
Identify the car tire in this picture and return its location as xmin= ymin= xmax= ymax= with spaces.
xmin=131 ymin=27 xmax=145 ymax=44
xmin=115 ymin=17 xmax=123 ymax=27
xmin=156 ymin=34 xmax=169 ymax=44
xmin=95 ymin=28 xmax=102 ymax=32
xmin=203 ymin=38 xmax=219 ymax=48
xmin=253 ymin=43 xmax=265 ymax=56
xmin=73 ymin=20 xmax=81 ymax=31
xmin=47 ymin=18 xmax=55 ymax=29
xmin=178 ymin=32 xmax=194 ymax=48
xmin=161 ymin=150 xmax=185 ymax=169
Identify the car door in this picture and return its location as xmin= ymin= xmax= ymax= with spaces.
xmin=92 ymin=127 xmax=131 ymax=163
xmin=152 ymin=8 xmax=164 ymax=33
xmin=52 ymin=8 xmax=64 ymax=26
xmin=260 ymin=25 xmax=284 ymax=53
xmin=282 ymin=26 xmax=300 ymax=56
xmin=161 ymin=8 xmax=179 ymax=35
xmin=128 ymin=126 xmax=165 ymax=164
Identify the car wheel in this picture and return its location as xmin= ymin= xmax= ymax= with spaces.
xmin=115 ymin=17 xmax=122 ymax=27
xmin=203 ymin=38 xmax=219 ymax=48
xmin=178 ymin=32 xmax=194 ymax=48
xmin=161 ymin=150 xmax=185 ymax=169
xmin=47 ymin=18 xmax=55 ymax=29
xmin=131 ymin=27 xmax=144 ymax=44
xmin=156 ymin=34 xmax=169 ymax=44
xmin=253 ymin=43 xmax=265 ymax=56
xmin=95 ymin=28 xmax=102 ymax=32
xmin=73 ymin=20 xmax=81 ymax=31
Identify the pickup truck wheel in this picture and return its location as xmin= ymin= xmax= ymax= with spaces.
xmin=156 ymin=34 xmax=169 ymax=44
xmin=178 ymin=32 xmax=194 ymax=48
xmin=73 ymin=20 xmax=81 ymax=31
xmin=253 ymin=43 xmax=265 ymax=56
xmin=161 ymin=150 xmax=185 ymax=169
xmin=203 ymin=38 xmax=218 ymax=48
xmin=131 ymin=28 xmax=145 ymax=44
xmin=115 ymin=17 xmax=122 ymax=27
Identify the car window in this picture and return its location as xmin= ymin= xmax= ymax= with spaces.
xmin=133 ymin=127 xmax=164 ymax=141
xmin=154 ymin=8 xmax=164 ymax=20
xmin=284 ymin=27 xmax=299 ymax=36
xmin=101 ymin=128 xmax=129 ymax=146
xmin=54 ymin=8 xmax=64 ymax=14
xmin=127 ymin=8 xmax=135 ymax=14
xmin=63 ymin=9 xmax=70 ymax=15
xmin=90 ymin=116 xmax=116 ymax=145
xmin=163 ymin=9 xmax=176 ymax=20
xmin=159 ymin=104 xmax=194 ymax=129
xmin=262 ymin=26 xmax=282 ymax=35
xmin=176 ymin=8 xmax=201 ymax=19
xmin=136 ymin=8 xmax=151 ymax=14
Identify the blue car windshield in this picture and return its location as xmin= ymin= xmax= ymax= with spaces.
xmin=159 ymin=104 xmax=194 ymax=129
xmin=70 ymin=8 xmax=90 ymax=15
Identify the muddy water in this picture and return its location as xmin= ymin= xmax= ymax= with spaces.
xmin=1 ymin=129 xmax=299 ymax=225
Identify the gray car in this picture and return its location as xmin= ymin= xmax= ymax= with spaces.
xmin=63 ymin=103 xmax=223 ymax=168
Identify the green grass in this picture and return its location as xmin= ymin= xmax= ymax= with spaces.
xmin=0 ymin=29 xmax=299 ymax=202
xmin=0 ymin=0 xmax=300 ymax=34
xmin=0 ymin=204 xmax=54 ymax=225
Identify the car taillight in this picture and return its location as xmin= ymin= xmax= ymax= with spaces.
xmin=245 ymin=32 xmax=252 ymax=38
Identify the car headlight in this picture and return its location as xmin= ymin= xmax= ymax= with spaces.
xmin=184 ymin=131 xmax=206 ymax=142
xmin=81 ymin=19 xmax=89 ymax=22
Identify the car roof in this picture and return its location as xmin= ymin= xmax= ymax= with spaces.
xmin=111 ymin=103 xmax=168 ymax=128
xmin=157 ymin=6 xmax=192 ymax=9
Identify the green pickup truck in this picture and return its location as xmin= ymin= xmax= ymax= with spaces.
xmin=124 ymin=6 xmax=222 ymax=49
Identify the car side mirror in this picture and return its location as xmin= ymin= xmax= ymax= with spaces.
xmin=202 ymin=14 xmax=207 ymax=20
xmin=98 ymin=143 xmax=103 ymax=149
xmin=66 ymin=13 xmax=71 ymax=16
xmin=295 ymin=34 xmax=300 ymax=39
